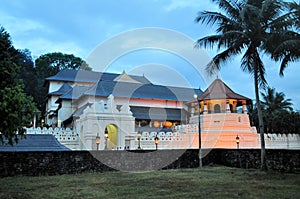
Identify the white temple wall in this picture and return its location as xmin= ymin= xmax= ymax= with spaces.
xmin=48 ymin=81 xmax=64 ymax=94
xmin=57 ymin=100 xmax=73 ymax=126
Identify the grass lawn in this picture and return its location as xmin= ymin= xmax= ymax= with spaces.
xmin=0 ymin=166 xmax=299 ymax=199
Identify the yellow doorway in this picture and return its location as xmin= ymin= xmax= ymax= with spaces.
xmin=106 ymin=124 xmax=118 ymax=150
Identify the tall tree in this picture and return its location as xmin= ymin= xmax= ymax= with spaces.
xmin=16 ymin=49 xmax=39 ymax=105
xmin=195 ymin=0 xmax=295 ymax=170
xmin=34 ymin=52 xmax=92 ymax=115
xmin=0 ymin=27 xmax=36 ymax=145
xmin=261 ymin=87 xmax=293 ymax=133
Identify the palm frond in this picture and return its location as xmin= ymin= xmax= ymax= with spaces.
xmin=195 ymin=11 xmax=229 ymax=26
xmin=241 ymin=45 xmax=267 ymax=89
xmin=261 ymin=0 xmax=284 ymax=22
xmin=267 ymin=12 xmax=294 ymax=31
xmin=195 ymin=35 xmax=222 ymax=49
xmin=212 ymin=0 xmax=242 ymax=19
xmin=206 ymin=42 xmax=244 ymax=75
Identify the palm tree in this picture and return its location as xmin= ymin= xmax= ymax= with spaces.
xmin=195 ymin=0 xmax=294 ymax=170
xmin=261 ymin=87 xmax=293 ymax=133
xmin=261 ymin=87 xmax=293 ymax=113
xmin=265 ymin=1 xmax=300 ymax=76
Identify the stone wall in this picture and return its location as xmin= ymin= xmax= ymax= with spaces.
xmin=0 ymin=149 xmax=299 ymax=177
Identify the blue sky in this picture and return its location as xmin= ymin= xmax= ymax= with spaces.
xmin=1 ymin=0 xmax=299 ymax=110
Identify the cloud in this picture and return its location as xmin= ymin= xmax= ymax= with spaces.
xmin=164 ymin=0 xmax=200 ymax=11
xmin=0 ymin=12 xmax=50 ymax=37
xmin=14 ymin=37 xmax=86 ymax=59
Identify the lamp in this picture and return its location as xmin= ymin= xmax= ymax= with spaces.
xmin=194 ymin=94 xmax=202 ymax=168
xmin=154 ymin=136 xmax=159 ymax=150
xmin=96 ymin=133 xmax=100 ymax=151
xmin=236 ymin=135 xmax=240 ymax=149
xmin=104 ymin=128 xmax=108 ymax=150
xmin=137 ymin=131 xmax=142 ymax=150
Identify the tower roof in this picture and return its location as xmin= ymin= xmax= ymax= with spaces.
xmin=198 ymin=78 xmax=251 ymax=102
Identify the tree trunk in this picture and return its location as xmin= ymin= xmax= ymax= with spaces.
xmin=254 ymin=70 xmax=267 ymax=171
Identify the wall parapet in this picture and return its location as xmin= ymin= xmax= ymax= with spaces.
xmin=0 ymin=149 xmax=299 ymax=177
xmin=26 ymin=127 xmax=80 ymax=149
xmin=25 ymin=127 xmax=300 ymax=151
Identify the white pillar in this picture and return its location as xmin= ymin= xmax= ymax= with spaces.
xmin=243 ymin=104 xmax=248 ymax=114
xmin=203 ymin=103 xmax=208 ymax=114
xmin=33 ymin=114 xmax=37 ymax=129
xmin=226 ymin=101 xmax=231 ymax=113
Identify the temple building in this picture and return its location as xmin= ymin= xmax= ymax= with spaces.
xmin=37 ymin=68 xmax=270 ymax=150
xmin=20 ymin=69 xmax=298 ymax=151
xmin=44 ymin=69 xmax=202 ymax=150
xmin=4 ymin=69 xmax=298 ymax=152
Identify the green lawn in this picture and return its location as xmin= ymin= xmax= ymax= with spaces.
xmin=0 ymin=166 xmax=299 ymax=199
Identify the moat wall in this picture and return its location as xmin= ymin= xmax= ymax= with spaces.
xmin=0 ymin=149 xmax=299 ymax=177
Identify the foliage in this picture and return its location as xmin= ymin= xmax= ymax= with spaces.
xmin=16 ymin=49 xmax=40 ymax=107
xmin=0 ymin=85 xmax=35 ymax=145
xmin=250 ymin=87 xmax=300 ymax=134
xmin=265 ymin=1 xmax=300 ymax=76
xmin=34 ymin=52 xmax=92 ymax=115
xmin=35 ymin=52 xmax=91 ymax=80
xmin=195 ymin=0 xmax=298 ymax=170
xmin=0 ymin=27 xmax=36 ymax=145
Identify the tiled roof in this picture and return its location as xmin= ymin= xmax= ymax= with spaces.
xmin=45 ymin=69 xmax=152 ymax=84
xmin=0 ymin=134 xmax=70 ymax=152
xmin=49 ymin=83 xmax=72 ymax=96
xmin=198 ymin=78 xmax=251 ymax=102
xmin=56 ymin=85 xmax=90 ymax=103
xmin=84 ymin=80 xmax=202 ymax=102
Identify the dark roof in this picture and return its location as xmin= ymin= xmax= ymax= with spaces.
xmin=198 ymin=78 xmax=251 ymax=102
xmin=0 ymin=134 xmax=70 ymax=152
xmin=62 ymin=103 xmax=91 ymax=125
xmin=49 ymin=83 xmax=72 ymax=96
xmin=72 ymin=103 xmax=90 ymax=118
xmin=84 ymin=80 xmax=202 ymax=102
xmin=56 ymin=85 xmax=90 ymax=103
xmin=130 ymin=106 xmax=187 ymax=121
xmin=45 ymin=69 xmax=152 ymax=84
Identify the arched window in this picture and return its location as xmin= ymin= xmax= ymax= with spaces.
xmin=214 ymin=104 xmax=221 ymax=113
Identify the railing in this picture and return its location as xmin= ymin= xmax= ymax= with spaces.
xmin=26 ymin=127 xmax=79 ymax=142
xmin=25 ymin=127 xmax=300 ymax=150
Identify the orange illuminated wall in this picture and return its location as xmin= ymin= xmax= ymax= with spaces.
xmin=189 ymin=113 xmax=260 ymax=149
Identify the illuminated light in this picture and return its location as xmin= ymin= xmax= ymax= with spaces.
xmin=153 ymin=121 xmax=160 ymax=128
xmin=96 ymin=135 xmax=101 ymax=144
xmin=236 ymin=135 xmax=240 ymax=143
xmin=95 ymin=133 xmax=100 ymax=151
xmin=104 ymin=128 xmax=108 ymax=138
xmin=155 ymin=137 xmax=159 ymax=145
xmin=163 ymin=121 xmax=172 ymax=128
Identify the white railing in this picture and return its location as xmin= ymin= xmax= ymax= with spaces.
xmin=265 ymin=133 xmax=300 ymax=149
xmin=26 ymin=127 xmax=79 ymax=142
xmin=25 ymin=127 xmax=300 ymax=150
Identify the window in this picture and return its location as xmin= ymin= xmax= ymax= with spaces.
xmin=214 ymin=104 xmax=221 ymax=113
